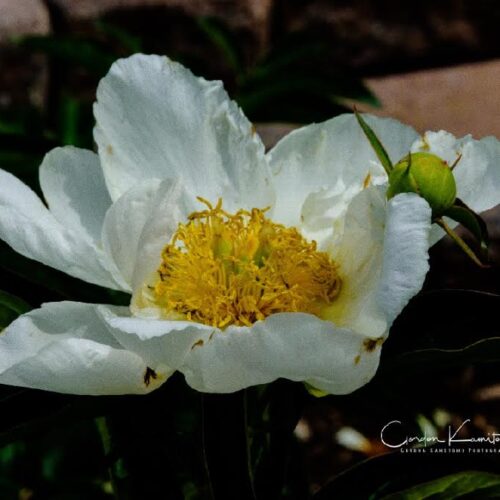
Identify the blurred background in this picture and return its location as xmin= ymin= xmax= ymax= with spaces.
xmin=0 ymin=0 xmax=499 ymax=498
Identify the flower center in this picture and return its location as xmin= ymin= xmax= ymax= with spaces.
xmin=153 ymin=198 xmax=341 ymax=328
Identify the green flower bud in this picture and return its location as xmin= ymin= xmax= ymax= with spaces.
xmin=387 ymin=152 xmax=457 ymax=216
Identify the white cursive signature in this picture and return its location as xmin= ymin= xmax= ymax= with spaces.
xmin=381 ymin=419 xmax=500 ymax=449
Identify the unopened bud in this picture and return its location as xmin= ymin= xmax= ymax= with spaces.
xmin=387 ymin=152 xmax=457 ymax=216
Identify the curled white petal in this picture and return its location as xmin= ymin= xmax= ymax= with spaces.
xmin=101 ymin=179 xmax=162 ymax=290
xmin=324 ymin=186 xmax=388 ymax=337
xmin=99 ymin=305 xmax=213 ymax=373
xmin=377 ymin=193 xmax=432 ymax=326
xmin=0 ymin=302 xmax=163 ymax=395
xmin=130 ymin=179 xmax=198 ymax=292
xmin=101 ymin=177 xmax=197 ymax=292
xmin=179 ymin=313 xmax=381 ymax=394
xmin=0 ymin=168 xmax=125 ymax=290
xmin=39 ymin=146 xmax=112 ymax=244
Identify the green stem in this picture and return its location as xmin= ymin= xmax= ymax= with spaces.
xmin=201 ymin=392 xmax=256 ymax=499
xmin=201 ymin=395 xmax=216 ymax=500
xmin=94 ymin=385 xmax=186 ymax=500
xmin=435 ymin=218 xmax=487 ymax=268
xmin=244 ymin=389 xmax=258 ymax=500
xmin=95 ymin=416 xmax=124 ymax=500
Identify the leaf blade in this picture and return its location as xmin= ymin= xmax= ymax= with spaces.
xmin=0 ymin=290 xmax=31 ymax=328
xmin=381 ymin=471 xmax=500 ymax=500
xmin=354 ymin=110 xmax=393 ymax=175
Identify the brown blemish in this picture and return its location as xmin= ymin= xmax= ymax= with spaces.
xmin=143 ymin=367 xmax=158 ymax=387
xmin=363 ymin=337 xmax=384 ymax=353
xmin=106 ymin=144 xmax=114 ymax=155
xmin=363 ymin=173 xmax=372 ymax=189
xmin=450 ymin=153 xmax=462 ymax=170
xmin=191 ymin=339 xmax=204 ymax=350
xmin=420 ymin=134 xmax=430 ymax=151
xmin=354 ymin=354 xmax=361 ymax=365
xmin=250 ymin=124 xmax=256 ymax=137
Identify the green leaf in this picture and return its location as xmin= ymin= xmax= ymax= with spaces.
xmin=248 ymin=40 xmax=328 ymax=81
xmin=0 ymin=241 xmax=130 ymax=306
xmin=0 ymin=290 xmax=31 ymax=328
xmin=253 ymin=381 xmax=309 ymax=498
xmin=60 ymin=95 xmax=80 ymax=146
xmin=312 ymin=449 xmax=500 ymax=499
xmin=94 ymin=20 xmax=142 ymax=53
xmin=354 ymin=110 xmax=393 ymax=175
xmin=444 ymin=198 xmax=490 ymax=255
xmin=237 ymin=32 xmax=379 ymax=122
xmin=0 ymin=105 xmax=45 ymax=137
xmin=383 ymin=336 xmax=500 ymax=377
xmin=249 ymin=34 xmax=378 ymax=106
xmin=196 ymin=17 xmax=242 ymax=75
xmin=246 ymin=67 xmax=380 ymax=109
xmin=20 ymin=36 xmax=116 ymax=75
xmin=237 ymin=77 xmax=349 ymax=121
xmin=381 ymin=471 xmax=500 ymax=499
xmin=379 ymin=290 xmax=500 ymax=378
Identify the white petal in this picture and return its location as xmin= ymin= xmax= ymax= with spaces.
xmin=0 ymin=302 xmax=163 ymax=395
xmin=0 ymin=169 xmax=125 ymax=290
xmin=471 ymin=136 xmax=500 ymax=212
xmin=323 ymin=188 xmax=431 ymax=336
xmin=267 ymin=113 xmax=419 ymax=227
xmin=94 ymin=54 xmax=274 ymax=211
xmin=377 ymin=193 xmax=432 ymax=326
xmin=131 ymin=179 xmax=197 ymax=292
xmin=324 ymin=186 xmax=388 ymax=337
xmin=412 ymin=131 xmax=500 ymax=245
xmin=101 ymin=179 xmax=162 ymax=290
xmin=39 ymin=146 xmax=112 ymax=244
xmin=180 ymin=313 xmax=381 ymax=395
xmin=101 ymin=178 xmax=196 ymax=291
xmin=98 ymin=305 xmax=213 ymax=372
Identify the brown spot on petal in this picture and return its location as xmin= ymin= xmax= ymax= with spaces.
xmin=251 ymin=124 xmax=256 ymax=136
xmin=354 ymin=354 xmax=361 ymax=365
xmin=363 ymin=173 xmax=372 ymax=189
xmin=106 ymin=144 xmax=113 ymax=155
xmin=191 ymin=339 xmax=204 ymax=350
xmin=363 ymin=337 xmax=384 ymax=353
xmin=420 ymin=134 xmax=430 ymax=151
xmin=143 ymin=367 xmax=158 ymax=387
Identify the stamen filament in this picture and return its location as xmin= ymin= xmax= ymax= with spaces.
xmin=153 ymin=200 xmax=342 ymax=328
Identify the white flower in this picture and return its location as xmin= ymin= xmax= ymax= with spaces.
xmin=0 ymin=55 xmax=498 ymax=396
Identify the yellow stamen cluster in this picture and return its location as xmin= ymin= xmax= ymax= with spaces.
xmin=153 ymin=198 xmax=341 ymax=328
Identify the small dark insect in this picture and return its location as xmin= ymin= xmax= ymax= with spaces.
xmin=144 ymin=367 xmax=158 ymax=387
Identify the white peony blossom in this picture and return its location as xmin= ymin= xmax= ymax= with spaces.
xmin=0 ymin=54 xmax=498 ymax=396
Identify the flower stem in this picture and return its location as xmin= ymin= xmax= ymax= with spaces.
xmin=201 ymin=391 xmax=257 ymax=499
xmin=244 ymin=389 xmax=258 ymax=500
xmin=95 ymin=416 xmax=130 ymax=500
xmin=435 ymin=217 xmax=487 ymax=267
xmin=201 ymin=395 xmax=216 ymax=500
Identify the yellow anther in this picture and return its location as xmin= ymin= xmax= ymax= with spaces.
xmin=153 ymin=200 xmax=341 ymax=328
